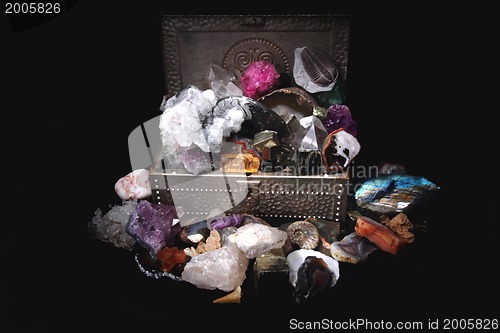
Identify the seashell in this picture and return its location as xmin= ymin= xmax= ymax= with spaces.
xmin=300 ymin=46 xmax=338 ymax=87
xmin=286 ymin=249 xmax=340 ymax=304
xmin=286 ymin=220 xmax=320 ymax=250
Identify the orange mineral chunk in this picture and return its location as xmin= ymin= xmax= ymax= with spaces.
xmin=354 ymin=215 xmax=407 ymax=255
xmin=220 ymin=153 xmax=260 ymax=173
xmin=157 ymin=246 xmax=187 ymax=272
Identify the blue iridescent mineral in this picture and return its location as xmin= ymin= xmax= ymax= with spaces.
xmin=354 ymin=174 xmax=440 ymax=214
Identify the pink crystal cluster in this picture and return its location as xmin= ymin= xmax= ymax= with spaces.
xmin=240 ymin=60 xmax=280 ymax=100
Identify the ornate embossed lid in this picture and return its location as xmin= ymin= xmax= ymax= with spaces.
xmin=160 ymin=15 xmax=350 ymax=99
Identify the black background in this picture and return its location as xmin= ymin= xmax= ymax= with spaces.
xmin=1 ymin=1 xmax=497 ymax=331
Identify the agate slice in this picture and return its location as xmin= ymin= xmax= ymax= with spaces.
xmin=258 ymin=86 xmax=323 ymax=121
xmin=330 ymin=232 xmax=378 ymax=264
xmin=322 ymin=128 xmax=361 ymax=173
xmin=287 ymin=249 xmax=340 ymax=304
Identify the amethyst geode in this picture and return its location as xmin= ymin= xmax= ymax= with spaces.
xmin=126 ymin=200 xmax=181 ymax=259
xmin=322 ymin=104 xmax=357 ymax=136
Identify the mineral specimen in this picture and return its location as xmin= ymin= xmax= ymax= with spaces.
xmin=296 ymin=150 xmax=323 ymax=175
xmin=293 ymin=115 xmax=328 ymax=152
xmin=158 ymin=85 xmax=218 ymax=169
xmin=227 ymin=134 xmax=261 ymax=161
xmin=156 ymin=246 xmax=187 ymax=272
xmin=205 ymin=63 xmax=242 ymax=99
xmin=354 ymin=174 xmax=440 ymax=214
xmin=209 ymin=214 xmax=243 ymax=230
xmin=322 ymin=128 xmax=361 ymax=173
xmin=377 ymin=161 xmax=407 ymax=175
xmin=181 ymin=243 xmax=249 ymax=292
xmin=258 ymin=86 xmax=320 ymax=121
xmin=177 ymin=220 xmax=210 ymax=246
xmin=380 ymin=213 xmax=415 ymax=244
xmin=354 ymin=215 xmax=407 ymax=255
xmin=180 ymin=146 xmax=213 ymax=175
xmin=313 ymin=82 xmax=346 ymax=107
xmin=228 ymin=223 xmax=288 ymax=259
xmin=126 ymin=200 xmax=181 ymax=260
xmin=220 ymin=153 xmax=260 ymax=173
xmin=195 ymin=229 xmax=221 ymax=254
xmin=321 ymin=104 xmax=358 ymax=136
xmin=330 ymin=232 xmax=379 ymax=264
xmin=212 ymin=96 xmax=290 ymax=140
xmin=88 ymin=199 xmax=138 ymax=250
xmin=286 ymin=249 xmax=340 ymax=304
xmin=114 ymin=169 xmax=152 ymax=200
xmin=240 ymin=60 xmax=280 ymax=100
xmin=253 ymin=248 xmax=291 ymax=300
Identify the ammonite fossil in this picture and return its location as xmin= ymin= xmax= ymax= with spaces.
xmin=286 ymin=220 xmax=320 ymax=250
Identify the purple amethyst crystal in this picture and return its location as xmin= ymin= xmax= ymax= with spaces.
xmin=322 ymin=104 xmax=358 ymax=136
xmin=181 ymin=146 xmax=213 ymax=175
xmin=127 ymin=200 xmax=181 ymax=259
xmin=209 ymin=214 xmax=243 ymax=229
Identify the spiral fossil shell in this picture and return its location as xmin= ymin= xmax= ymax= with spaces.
xmin=286 ymin=220 xmax=320 ymax=250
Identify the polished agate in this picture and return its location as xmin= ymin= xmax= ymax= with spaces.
xmin=114 ymin=168 xmax=152 ymax=200
xmin=287 ymin=249 xmax=340 ymax=303
xmin=355 ymin=215 xmax=407 ymax=255
xmin=330 ymin=232 xmax=378 ymax=264
xmin=322 ymin=128 xmax=361 ymax=173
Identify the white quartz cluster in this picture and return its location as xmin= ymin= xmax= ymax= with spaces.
xmin=181 ymin=243 xmax=249 ymax=292
xmin=158 ymin=85 xmax=247 ymax=172
xmin=181 ymin=223 xmax=287 ymax=292
xmin=228 ymin=223 xmax=288 ymax=259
